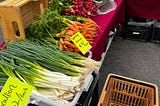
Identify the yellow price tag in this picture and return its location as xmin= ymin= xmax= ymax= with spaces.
xmin=71 ymin=32 xmax=92 ymax=54
xmin=0 ymin=77 xmax=33 ymax=106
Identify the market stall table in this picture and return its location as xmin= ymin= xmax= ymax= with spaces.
xmin=91 ymin=0 xmax=125 ymax=60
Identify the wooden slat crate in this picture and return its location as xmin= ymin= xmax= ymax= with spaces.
xmin=98 ymin=74 xmax=159 ymax=106
xmin=0 ymin=0 xmax=48 ymax=43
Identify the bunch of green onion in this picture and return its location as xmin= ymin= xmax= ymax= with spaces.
xmin=0 ymin=53 xmax=81 ymax=101
xmin=0 ymin=40 xmax=101 ymax=102
xmin=6 ymin=40 xmax=101 ymax=76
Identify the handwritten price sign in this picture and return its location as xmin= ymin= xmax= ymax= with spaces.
xmin=71 ymin=32 xmax=92 ymax=54
xmin=0 ymin=77 xmax=33 ymax=106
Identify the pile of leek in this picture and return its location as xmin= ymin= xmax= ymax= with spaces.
xmin=6 ymin=40 xmax=100 ymax=76
xmin=0 ymin=53 xmax=81 ymax=102
xmin=0 ymin=40 xmax=101 ymax=103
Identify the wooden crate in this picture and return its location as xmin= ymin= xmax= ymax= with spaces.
xmin=98 ymin=74 xmax=159 ymax=106
xmin=0 ymin=0 xmax=48 ymax=43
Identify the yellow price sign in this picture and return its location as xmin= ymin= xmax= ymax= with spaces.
xmin=71 ymin=32 xmax=92 ymax=54
xmin=0 ymin=77 xmax=33 ymax=106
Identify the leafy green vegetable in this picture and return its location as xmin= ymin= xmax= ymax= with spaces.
xmin=49 ymin=0 xmax=72 ymax=15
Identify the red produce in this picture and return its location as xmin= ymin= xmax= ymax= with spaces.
xmin=65 ymin=0 xmax=98 ymax=17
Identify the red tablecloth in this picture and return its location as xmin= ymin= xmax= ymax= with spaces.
xmin=91 ymin=0 xmax=125 ymax=60
xmin=125 ymin=0 xmax=160 ymax=20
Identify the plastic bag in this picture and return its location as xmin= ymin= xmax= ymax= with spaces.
xmin=94 ymin=0 xmax=117 ymax=15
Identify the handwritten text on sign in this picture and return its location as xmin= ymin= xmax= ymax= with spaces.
xmin=0 ymin=77 xmax=33 ymax=106
xmin=71 ymin=32 xmax=92 ymax=54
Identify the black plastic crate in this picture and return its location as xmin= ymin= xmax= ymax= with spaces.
xmin=122 ymin=17 xmax=156 ymax=42
xmin=125 ymin=24 xmax=151 ymax=42
xmin=76 ymin=72 xmax=99 ymax=106
xmin=152 ymin=21 xmax=160 ymax=43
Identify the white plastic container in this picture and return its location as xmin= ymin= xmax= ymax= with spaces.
xmin=29 ymin=71 xmax=94 ymax=106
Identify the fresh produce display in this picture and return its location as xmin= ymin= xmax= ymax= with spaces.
xmin=25 ymin=9 xmax=74 ymax=40
xmin=65 ymin=0 xmax=98 ymax=17
xmin=26 ymin=8 xmax=98 ymax=54
xmin=57 ymin=18 xmax=98 ymax=53
xmin=48 ymin=0 xmax=72 ymax=15
xmin=5 ymin=40 xmax=100 ymax=75
xmin=0 ymin=0 xmax=101 ymax=104
xmin=0 ymin=40 xmax=101 ymax=103
xmin=0 ymin=56 xmax=80 ymax=102
xmin=26 ymin=8 xmax=95 ymax=39
xmin=25 ymin=0 xmax=99 ymax=55
xmin=48 ymin=0 xmax=98 ymax=18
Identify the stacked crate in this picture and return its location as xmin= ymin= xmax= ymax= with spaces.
xmin=152 ymin=21 xmax=160 ymax=43
xmin=124 ymin=17 xmax=156 ymax=42
xmin=0 ymin=0 xmax=48 ymax=43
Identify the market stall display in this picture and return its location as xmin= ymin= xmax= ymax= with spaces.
xmin=0 ymin=0 xmax=125 ymax=60
xmin=0 ymin=40 xmax=101 ymax=105
xmin=24 ymin=0 xmax=99 ymax=56
xmin=57 ymin=18 xmax=98 ymax=54
xmin=0 ymin=0 xmax=127 ymax=105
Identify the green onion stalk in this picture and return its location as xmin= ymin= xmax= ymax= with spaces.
xmin=0 ymin=40 xmax=101 ymax=101
xmin=0 ymin=69 xmax=8 ymax=86
xmin=0 ymin=53 xmax=81 ymax=92
xmin=37 ymin=88 xmax=75 ymax=103
xmin=41 ymin=40 xmax=101 ymax=69
xmin=5 ymin=46 xmax=88 ymax=75
xmin=6 ymin=40 xmax=101 ymax=76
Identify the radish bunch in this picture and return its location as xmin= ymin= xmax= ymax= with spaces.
xmin=65 ymin=0 xmax=98 ymax=17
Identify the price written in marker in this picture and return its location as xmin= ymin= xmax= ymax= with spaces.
xmin=0 ymin=77 xmax=33 ymax=106
xmin=71 ymin=32 xmax=92 ymax=54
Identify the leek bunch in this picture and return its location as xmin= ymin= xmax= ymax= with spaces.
xmin=0 ymin=53 xmax=81 ymax=101
xmin=6 ymin=40 xmax=101 ymax=76
xmin=0 ymin=40 xmax=101 ymax=102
